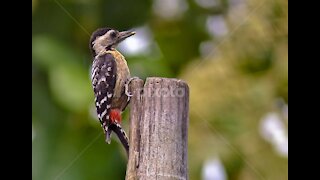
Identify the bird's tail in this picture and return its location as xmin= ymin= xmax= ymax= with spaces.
xmin=109 ymin=123 xmax=129 ymax=156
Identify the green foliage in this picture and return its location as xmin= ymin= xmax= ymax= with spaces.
xmin=33 ymin=36 xmax=93 ymax=112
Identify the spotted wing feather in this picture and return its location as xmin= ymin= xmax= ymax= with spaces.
xmin=91 ymin=53 xmax=116 ymax=143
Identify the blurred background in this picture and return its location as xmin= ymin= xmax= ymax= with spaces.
xmin=32 ymin=0 xmax=288 ymax=179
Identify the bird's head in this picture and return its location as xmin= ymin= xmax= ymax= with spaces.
xmin=89 ymin=27 xmax=135 ymax=57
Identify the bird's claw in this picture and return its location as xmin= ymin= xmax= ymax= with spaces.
xmin=125 ymin=77 xmax=139 ymax=100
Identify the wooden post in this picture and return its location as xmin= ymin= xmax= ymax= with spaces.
xmin=126 ymin=77 xmax=189 ymax=180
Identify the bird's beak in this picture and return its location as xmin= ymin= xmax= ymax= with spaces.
xmin=117 ymin=31 xmax=136 ymax=43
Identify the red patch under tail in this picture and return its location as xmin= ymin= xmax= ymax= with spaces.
xmin=110 ymin=109 xmax=122 ymax=124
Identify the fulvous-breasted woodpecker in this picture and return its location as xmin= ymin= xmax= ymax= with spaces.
xmin=89 ymin=27 xmax=135 ymax=155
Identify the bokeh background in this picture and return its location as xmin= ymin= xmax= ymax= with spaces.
xmin=32 ymin=0 xmax=288 ymax=179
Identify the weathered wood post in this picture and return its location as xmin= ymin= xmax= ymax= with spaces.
xmin=126 ymin=77 xmax=189 ymax=180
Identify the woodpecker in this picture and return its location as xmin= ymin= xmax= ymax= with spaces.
xmin=89 ymin=27 xmax=135 ymax=155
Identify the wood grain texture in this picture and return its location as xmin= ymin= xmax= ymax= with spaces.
xmin=126 ymin=77 xmax=189 ymax=180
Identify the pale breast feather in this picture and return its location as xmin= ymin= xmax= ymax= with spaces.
xmin=91 ymin=53 xmax=117 ymax=127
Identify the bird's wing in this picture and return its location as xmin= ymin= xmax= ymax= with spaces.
xmin=91 ymin=53 xmax=117 ymax=143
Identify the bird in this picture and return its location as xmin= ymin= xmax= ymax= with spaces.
xmin=89 ymin=27 xmax=136 ymax=155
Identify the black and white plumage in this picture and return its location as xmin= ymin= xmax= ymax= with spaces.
xmin=89 ymin=27 xmax=135 ymax=155
xmin=91 ymin=53 xmax=116 ymax=138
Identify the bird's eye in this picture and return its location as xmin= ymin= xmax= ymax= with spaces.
xmin=110 ymin=31 xmax=117 ymax=38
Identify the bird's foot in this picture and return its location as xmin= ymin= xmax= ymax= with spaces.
xmin=125 ymin=77 xmax=139 ymax=99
